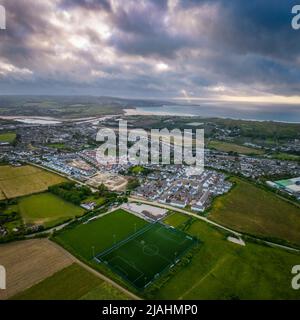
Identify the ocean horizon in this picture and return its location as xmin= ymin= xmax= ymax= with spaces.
xmin=127 ymin=103 xmax=300 ymax=123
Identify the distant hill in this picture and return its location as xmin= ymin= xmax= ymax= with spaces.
xmin=0 ymin=95 xmax=174 ymax=118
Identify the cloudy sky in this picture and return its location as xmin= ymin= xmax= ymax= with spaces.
xmin=0 ymin=0 xmax=300 ymax=104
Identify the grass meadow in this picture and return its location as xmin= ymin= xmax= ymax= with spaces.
xmin=208 ymin=177 xmax=300 ymax=247
xmin=0 ymin=165 xmax=66 ymax=199
xmin=208 ymin=140 xmax=264 ymax=155
xmin=18 ymin=192 xmax=85 ymax=227
xmin=12 ymin=263 xmax=129 ymax=300
xmin=0 ymin=132 xmax=16 ymax=143
xmin=157 ymin=218 xmax=300 ymax=300
xmin=163 ymin=212 xmax=190 ymax=228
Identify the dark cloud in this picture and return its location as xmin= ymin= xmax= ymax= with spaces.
xmin=60 ymin=0 xmax=111 ymax=11
xmin=110 ymin=33 xmax=189 ymax=58
xmin=109 ymin=0 xmax=189 ymax=58
xmin=182 ymin=0 xmax=300 ymax=62
xmin=0 ymin=0 xmax=60 ymax=68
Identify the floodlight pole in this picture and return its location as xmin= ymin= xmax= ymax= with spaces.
xmin=92 ymin=246 xmax=95 ymax=258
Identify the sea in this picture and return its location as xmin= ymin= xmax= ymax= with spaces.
xmin=126 ymin=102 xmax=300 ymax=123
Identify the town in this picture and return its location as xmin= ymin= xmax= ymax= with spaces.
xmin=1 ymin=117 xmax=300 ymax=198
xmin=1 ymin=116 xmax=300 ymax=216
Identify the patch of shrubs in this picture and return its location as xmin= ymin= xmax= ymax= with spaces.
xmin=48 ymin=182 xmax=92 ymax=205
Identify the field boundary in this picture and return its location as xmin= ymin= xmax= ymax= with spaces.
xmin=50 ymin=240 xmax=141 ymax=300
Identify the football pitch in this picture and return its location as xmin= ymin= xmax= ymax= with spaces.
xmin=95 ymin=223 xmax=198 ymax=289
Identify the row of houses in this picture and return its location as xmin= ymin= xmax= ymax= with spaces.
xmin=134 ymin=167 xmax=232 ymax=213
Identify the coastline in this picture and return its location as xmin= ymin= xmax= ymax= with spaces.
xmin=124 ymin=108 xmax=300 ymax=124
xmin=1 ymin=110 xmax=300 ymax=125
xmin=0 ymin=115 xmax=118 ymax=125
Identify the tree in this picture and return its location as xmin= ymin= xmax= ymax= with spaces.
xmin=98 ymin=183 xmax=109 ymax=196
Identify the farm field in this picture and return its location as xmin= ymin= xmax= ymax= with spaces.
xmin=0 ymin=165 xmax=67 ymax=199
xmin=18 ymin=192 xmax=85 ymax=227
xmin=12 ymin=264 xmax=129 ymax=300
xmin=163 ymin=212 xmax=190 ymax=228
xmin=96 ymin=223 xmax=197 ymax=289
xmin=0 ymin=132 xmax=16 ymax=143
xmin=0 ymin=189 xmax=5 ymax=200
xmin=208 ymin=140 xmax=264 ymax=155
xmin=55 ymin=209 xmax=149 ymax=260
xmin=208 ymin=177 xmax=300 ymax=247
xmin=157 ymin=218 xmax=300 ymax=300
xmin=0 ymin=239 xmax=73 ymax=300
xmin=46 ymin=143 xmax=71 ymax=150
xmin=270 ymin=152 xmax=300 ymax=162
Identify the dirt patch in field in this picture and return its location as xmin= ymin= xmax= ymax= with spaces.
xmin=86 ymin=172 xmax=128 ymax=191
xmin=0 ymin=239 xmax=73 ymax=299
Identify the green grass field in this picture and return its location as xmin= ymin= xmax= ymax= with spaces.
xmin=84 ymin=195 xmax=106 ymax=207
xmin=208 ymin=140 xmax=264 ymax=155
xmin=163 ymin=212 xmax=190 ymax=228
xmin=0 ymin=165 xmax=67 ymax=199
xmin=55 ymin=209 xmax=149 ymax=260
xmin=2 ymin=204 xmax=23 ymax=232
xmin=208 ymin=177 xmax=300 ymax=247
xmin=46 ymin=143 xmax=72 ymax=151
xmin=270 ymin=153 xmax=300 ymax=162
xmin=12 ymin=263 xmax=129 ymax=300
xmin=0 ymin=132 xmax=16 ymax=143
xmin=18 ymin=192 xmax=85 ymax=227
xmin=157 ymin=218 xmax=300 ymax=300
xmin=53 ymin=205 xmax=300 ymax=299
xmin=97 ymin=223 xmax=197 ymax=289
xmin=130 ymin=166 xmax=145 ymax=174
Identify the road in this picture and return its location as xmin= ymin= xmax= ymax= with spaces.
xmin=129 ymin=196 xmax=242 ymax=237
xmin=129 ymin=196 xmax=300 ymax=253
xmin=27 ymin=194 xmax=300 ymax=253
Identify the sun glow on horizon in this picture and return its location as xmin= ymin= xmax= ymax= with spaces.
xmin=174 ymin=94 xmax=300 ymax=105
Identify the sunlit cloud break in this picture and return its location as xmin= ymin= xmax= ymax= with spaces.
xmin=174 ymin=95 xmax=300 ymax=105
